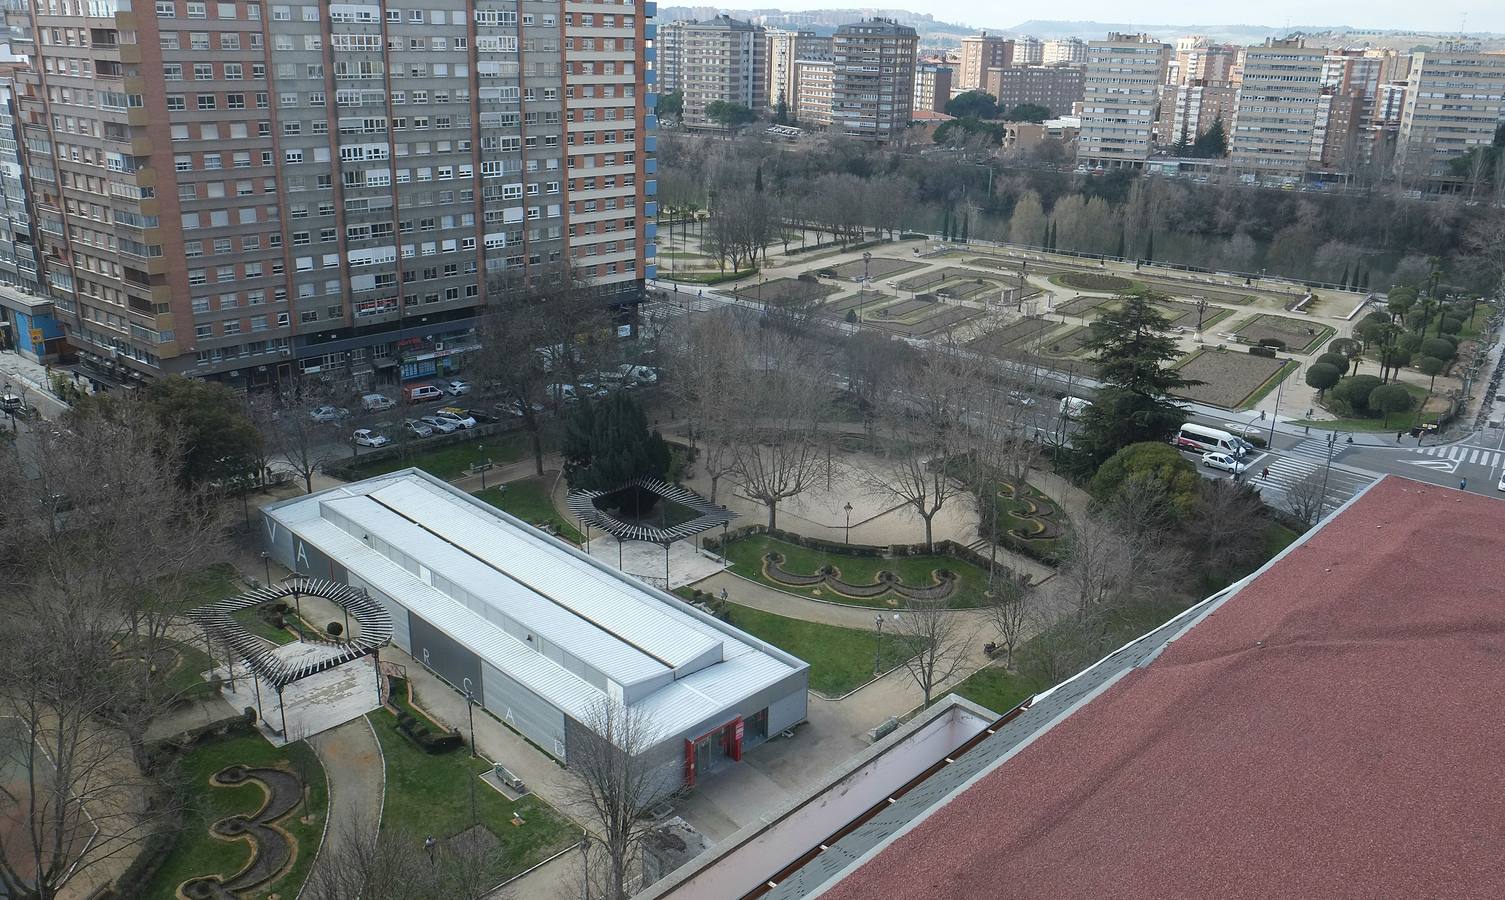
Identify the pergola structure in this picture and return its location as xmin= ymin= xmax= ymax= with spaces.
xmin=566 ymin=477 xmax=737 ymax=584
xmin=189 ymin=577 xmax=393 ymax=735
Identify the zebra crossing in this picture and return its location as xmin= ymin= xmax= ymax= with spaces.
xmin=1234 ymin=449 xmax=1373 ymax=511
xmin=1283 ymin=439 xmax=1344 ymax=463
xmin=1403 ymin=444 xmax=1505 ymax=469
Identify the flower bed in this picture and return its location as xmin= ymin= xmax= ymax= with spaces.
xmin=1228 ymin=313 xmax=1335 ymax=354
xmin=763 ymin=552 xmax=958 ymax=602
xmin=1171 ymin=347 xmax=1296 ymax=409
xmin=1050 ymin=272 xmax=1134 ymax=292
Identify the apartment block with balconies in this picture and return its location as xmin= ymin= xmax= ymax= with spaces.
xmin=1078 ymin=33 xmax=1170 ymax=168
xmin=829 ymin=18 xmax=916 ymax=143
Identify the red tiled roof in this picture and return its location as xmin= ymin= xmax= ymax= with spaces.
xmin=825 ymin=477 xmax=1505 ymax=900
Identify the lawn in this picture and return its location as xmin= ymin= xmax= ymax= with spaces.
xmin=1229 ymin=313 xmax=1334 ymax=354
xmin=734 ymin=277 xmax=840 ymax=305
xmin=474 ymin=477 xmax=583 ymax=544
xmin=720 ymin=602 xmax=896 ymax=698
xmin=948 ymin=665 xmax=1042 ymax=716
xmin=828 ymin=256 xmax=923 ymax=280
xmin=367 ymin=709 xmax=576 ymax=884
xmin=1295 ymin=381 xmax=1435 ymax=432
xmin=1048 ymin=271 xmax=1137 ymax=293
xmin=232 ymin=606 xmax=296 ymax=645
xmin=720 ymin=534 xmax=995 ymax=609
xmin=141 ymin=731 xmax=328 ymax=900
xmin=1171 ymin=347 xmax=1296 ymax=409
xmin=349 ymin=431 xmax=535 ymax=481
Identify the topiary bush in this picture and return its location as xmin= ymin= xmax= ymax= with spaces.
xmin=1249 ymin=345 xmax=1277 ymax=358
xmin=326 ymin=621 xmax=343 ymax=637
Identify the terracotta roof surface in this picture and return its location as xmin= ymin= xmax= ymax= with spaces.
xmin=823 ymin=478 xmax=1505 ymax=900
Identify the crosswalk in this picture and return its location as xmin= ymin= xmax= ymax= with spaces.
xmin=1283 ymin=439 xmax=1343 ymax=463
xmin=1230 ymin=449 xmax=1373 ymax=513
xmin=1403 ymin=444 xmax=1505 ymax=469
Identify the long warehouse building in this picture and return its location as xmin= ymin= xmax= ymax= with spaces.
xmin=262 ymin=469 xmax=809 ymax=786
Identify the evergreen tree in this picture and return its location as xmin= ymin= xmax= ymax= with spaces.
xmin=1143 ymin=229 xmax=1155 ymax=262
xmin=754 ymin=165 xmax=764 ymax=194
xmin=1047 ymin=221 xmax=1057 ymax=251
xmin=1041 ymin=219 xmax=1050 ymax=249
xmin=1339 ymin=263 xmax=1350 ymax=290
xmin=1073 ymin=296 xmax=1197 ymax=467
xmin=1191 ymin=117 xmax=1229 ymax=158
xmin=961 ymin=212 xmax=970 ymax=243
xmin=560 ymin=391 xmax=672 ymax=493
xmin=942 ymin=206 xmax=952 ymax=241
xmin=1114 ymin=227 xmax=1126 ymax=260
xmin=1360 ymin=268 xmax=1370 ymax=291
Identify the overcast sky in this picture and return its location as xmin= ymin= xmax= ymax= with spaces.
xmin=764 ymin=2 xmax=1500 ymax=33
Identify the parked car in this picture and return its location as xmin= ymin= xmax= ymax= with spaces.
xmin=404 ymin=419 xmax=435 ymax=438
xmin=309 ymin=405 xmax=349 ymax=423
xmin=616 ymin=364 xmax=660 ymax=386
xmin=361 ymin=393 xmax=395 ymax=412
xmin=547 ymin=383 xmax=582 ymax=403
xmin=434 ymin=408 xmax=477 ymax=429
xmin=465 ymin=408 xmax=500 ymax=425
xmin=420 ymin=415 xmax=458 ymax=434
xmin=0 ymin=393 xmax=34 ymax=418
xmin=1202 ymin=452 xmax=1247 ymax=475
xmin=352 ymin=428 xmax=391 ymax=448
xmin=500 ymin=399 xmax=545 ymax=417
xmin=1006 ymin=390 xmax=1037 ymax=408
xmin=445 ymin=380 xmax=472 ymax=396
xmin=403 ymin=383 xmax=445 ymax=404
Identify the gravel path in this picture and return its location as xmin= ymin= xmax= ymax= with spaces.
xmin=305 ymin=717 xmax=385 ymax=887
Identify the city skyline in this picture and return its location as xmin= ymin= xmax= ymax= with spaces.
xmin=713 ymin=2 xmax=1505 ymax=35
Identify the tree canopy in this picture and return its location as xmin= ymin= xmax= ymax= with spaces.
xmin=705 ymin=100 xmax=756 ymax=129
xmin=1089 ymin=441 xmax=1203 ymax=524
xmin=655 ymin=90 xmax=684 ymax=121
xmin=933 ymin=117 xmax=1003 ymax=146
xmin=1003 ymin=103 xmax=1050 ymax=123
xmin=1073 ymin=295 xmax=1194 ymax=465
xmin=944 ymin=90 xmax=998 ymax=120
xmin=137 ymin=376 xmax=262 ymax=486
xmin=1189 ymin=118 xmax=1228 ymax=158
xmin=560 ymin=391 xmax=671 ymax=492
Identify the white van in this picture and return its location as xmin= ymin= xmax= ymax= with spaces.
xmin=1175 ymin=423 xmax=1253 ymax=457
xmin=361 ymin=393 xmax=395 ymax=412
xmin=1059 ymin=396 xmax=1093 ymax=420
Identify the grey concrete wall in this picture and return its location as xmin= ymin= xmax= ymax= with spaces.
xmin=480 ymin=659 xmax=568 ymax=759
xmin=408 ymin=612 xmax=483 ymax=704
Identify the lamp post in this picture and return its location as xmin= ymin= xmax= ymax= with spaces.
xmin=843 ymin=502 xmax=853 ymax=546
xmin=259 ymin=551 xmax=271 ymax=588
xmin=1267 ymin=375 xmax=1284 ymax=446
xmin=1316 ymin=431 xmax=1337 ymax=523
xmin=462 ymin=676 xmax=479 ymax=757
xmin=873 ymin=614 xmax=884 ymax=676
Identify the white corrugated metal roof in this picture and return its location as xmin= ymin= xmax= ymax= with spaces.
xmin=264 ymin=470 xmax=806 ymax=742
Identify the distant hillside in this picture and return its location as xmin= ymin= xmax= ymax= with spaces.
xmin=1006 ymin=19 xmax=1319 ymax=42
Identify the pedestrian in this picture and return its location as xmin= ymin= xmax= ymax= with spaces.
xmin=698 ymin=288 xmax=703 ymax=298
xmin=424 ymin=835 xmax=437 ymax=863
xmin=719 ymin=587 xmax=728 ymax=602
xmin=1460 ymin=477 xmax=1468 ymax=491
xmin=1397 ymin=431 xmax=1403 ymax=443
xmin=1261 ymin=467 xmax=1270 ymax=480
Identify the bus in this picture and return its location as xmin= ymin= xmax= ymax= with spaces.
xmin=1175 ymin=423 xmax=1254 ymax=457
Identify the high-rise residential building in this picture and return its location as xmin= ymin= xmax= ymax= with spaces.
xmin=1154 ymin=80 xmax=1236 ymax=150
xmin=0 ymin=65 xmax=61 ymax=363
xmin=1314 ymin=89 xmax=1366 ymax=170
xmin=1014 ymin=37 xmax=1043 ymax=65
xmin=984 ymin=65 xmax=1085 ymax=118
xmin=1079 ymin=34 xmax=1171 ymax=167
xmin=1397 ymin=51 xmax=1505 ymax=180
xmin=1174 ymin=43 xmax=1236 ymax=86
xmin=1042 ymin=38 xmax=1087 ymax=66
xmin=1230 ymin=39 xmax=1328 ymax=177
xmin=1375 ymin=82 xmax=1408 ymax=123
xmin=958 ymin=32 xmax=1011 ymax=93
xmin=656 ymin=16 xmax=765 ymax=128
xmin=913 ymin=63 xmax=953 ymax=114
xmin=764 ymin=27 xmax=830 ymax=112
xmin=4 ymin=0 xmax=655 ymax=390
xmin=830 ymin=18 xmax=917 ymax=142
xmin=794 ymin=58 xmax=834 ymax=125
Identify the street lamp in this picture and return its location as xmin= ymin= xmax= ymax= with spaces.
xmin=843 ymin=502 xmax=853 ymax=546
xmin=1316 ymin=432 xmax=1337 ymax=523
xmin=259 ymin=551 xmax=271 ymax=588
xmin=873 ymin=614 xmax=885 ymax=676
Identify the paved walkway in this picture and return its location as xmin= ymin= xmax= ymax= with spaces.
xmin=306 ymin=717 xmax=386 ymax=887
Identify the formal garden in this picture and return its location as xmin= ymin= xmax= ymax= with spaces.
xmin=827 ymin=256 xmax=924 ymax=281
xmin=1171 ymin=347 xmax=1299 ymax=409
xmin=733 ymin=276 xmax=841 ymax=306
xmin=141 ymin=727 xmax=328 ymax=899
xmin=1228 ymin=313 xmax=1335 ymax=354
xmin=966 ymin=317 xmax=1066 ymax=356
xmin=895 ymin=267 xmax=1003 ymax=299
xmin=1048 ymin=271 xmax=1139 ymax=293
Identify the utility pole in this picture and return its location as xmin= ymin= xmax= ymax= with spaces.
xmin=1316 ymin=432 xmax=1337 ymax=522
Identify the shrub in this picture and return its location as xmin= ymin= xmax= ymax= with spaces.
xmin=327 ymin=621 xmax=343 ymax=637
xmin=1305 ymin=362 xmax=1341 ymax=395
xmin=1438 ymin=316 xmax=1463 ymax=335
xmin=1332 ymin=374 xmax=1383 ymax=415
xmin=1315 ymin=352 xmax=1349 ymax=375
xmin=845 ymin=309 xmax=857 ymax=323
xmin=1369 ymin=383 xmax=1415 ymax=423
xmin=1249 ymin=345 xmax=1277 ymax=358
xmin=1258 ymin=337 xmax=1286 ymax=349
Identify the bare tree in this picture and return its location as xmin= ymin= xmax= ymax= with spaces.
xmin=1193 ymin=479 xmax=1267 ymax=576
xmin=1282 ymin=471 xmax=1328 ymax=529
xmin=891 ymin=595 xmax=978 ymax=708
xmin=866 ymin=346 xmax=978 ymax=551
xmin=984 ymin=569 xmax=1034 ymax=668
xmin=0 ymin=588 xmax=180 ymax=899
xmin=559 ymin=699 xmax=678 ymax=900
xmin=730 ymin=337 xmax=829 ymax=528
xmin=262 ymin=385 xmax=347 ymax=494
xmin=664 ymin=309 xmax=746 ymax=503
xmin=306 ymin=822 xmax=502 ymax=900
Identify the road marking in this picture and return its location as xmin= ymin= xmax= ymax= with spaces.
xmin=1404 ymin=458 xmax=1461 ymax=473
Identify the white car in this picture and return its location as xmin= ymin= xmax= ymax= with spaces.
xmin=352 ymin=428 xmax=390 ymax=448
xmin=433 ymin=408 xmax=477 ymax=429
xmin=1006 ymin=390 xmax=1038 ymax=407
xmin=309 ymin=405 xmax=349 ymax=423
xmin=420 ymin=415 xmax=458 ymax=434
xmin=404 ymin=419 xmax=434 ymax=438
xmin=1498 ymin=472 xmax=1505 ymax=493
xmin=1202 ymin=452 xmax=1248 ymax=475
xmin=445 ymin=380 xmax=472 ymax=396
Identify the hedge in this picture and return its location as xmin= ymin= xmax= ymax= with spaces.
xmin=322 ymin=420 xmax=525 ymax=481
xmin=1249 ymin=345 xmax=1278 ymax=358
xmin=395 ymin=709 xmax=465 ymax=753
xmin=704 ymin=524 xmax=1008 ymax=575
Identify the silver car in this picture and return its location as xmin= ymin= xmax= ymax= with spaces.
xmin=420 ymin=415 xmax=458 ymax=434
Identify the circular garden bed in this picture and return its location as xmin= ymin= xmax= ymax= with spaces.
xmin=1053 ymin=271 xmax=1134 ymax=292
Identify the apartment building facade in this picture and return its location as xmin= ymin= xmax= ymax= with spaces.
xmin=1153 ymin=80 xmax=1235 ymax=149
xmin=1230 ymin=39 xmax=1327 ymax=177
xmin=0 ymin=67 xmax=63 ymax=362
xmin=912 ymin=62 xmax=951 ymax=114
xmin=1042 ymin=38 xmax=1086 ymax=66
xmin=4 ymin=0 xmax=655 ymax=390
xmin=764 ymin=27 xmax=829 ymax=112
xmin=983 ymin=64 xmax=1084 ymax=117
xmin=793 ymin=57 xmax=832 ymax=124
xmin=1397 ymin=51 xmax=1505 ymax=180
xmin=1078 ymin=33 xmax=1170 ymax=167
xmin=957 ymin=32 xmax=1009 ymax=93
xmin=829 ymin=18 xmax=916 ymax=142
xmin=655 ymin=15 xmax=763 ymax=127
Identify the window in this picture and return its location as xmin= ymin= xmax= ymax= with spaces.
xmin=186 ymin=1 xmax=206 ymax=17
xmin=155 ymin=1 xmax=176 ymax=17
xmin=196 ymin=94 xmax=216 ymax=110
xmin=163 ymin=63 xmax=183 ymax=80
xmin=224 ymin=63 xmax=242 ymax=80
xmin=189 ymin=31 xmax=209 ymax=49
xmin=226 ymin=93 xmax=244 ymax=109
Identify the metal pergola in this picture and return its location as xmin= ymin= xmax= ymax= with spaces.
xmin=189 ymin=576 xmax=393 ymax=735
xmin=566 ymin=477 xmax=737 ymax=584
